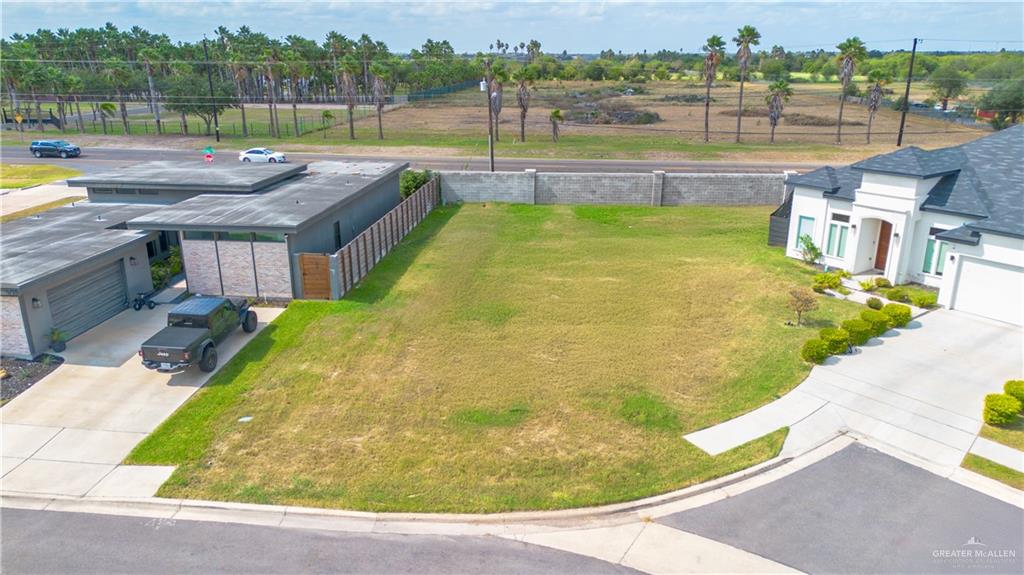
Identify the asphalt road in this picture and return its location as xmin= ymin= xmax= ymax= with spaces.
xmin=0 ymin=145 xmax=823 ymax=174
xmin=1 ymin=508 xmax=638 ymax=575
xmin=660 ymin=444 xmax=1024 ymax=574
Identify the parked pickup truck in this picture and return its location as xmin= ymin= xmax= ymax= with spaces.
xmin=139 ymin=296 xmax=257 ymax=373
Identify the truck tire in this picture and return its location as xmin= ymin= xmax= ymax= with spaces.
xmin=199 ymin=345 xmax=218 ymax=373
xmin=242 ymin=310 xmax=258 ymax=333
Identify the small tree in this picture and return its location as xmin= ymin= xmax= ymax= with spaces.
xmin=788 ymin=289 xmax=819 ymax=326
xmin=799 ymin=234 xmax=822 ymax=265
xmin=549 ymin=109 xmax=563 ymax=142
xmin=320 ymin=110 xmax=335 ymax=139
xmin=928 ymin=65 xmax=967 ymax=111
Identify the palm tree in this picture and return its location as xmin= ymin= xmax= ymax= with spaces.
xmin=341 ymin=56 xmax=359 ymax=140
xmin=284 ymin=49 xmax=307 ymax=137
xmin=835 ymin=37 xmax=867 ymax=144
xmin=102 ymin=58 xmax=132 ymax=135
xmin=765 ymin=80 xmax=793 ymax=144
xmin=139 ymin=47 xmax=163 ymax=134
xmin=370 ymin=64 xmax=388 ymax=140
xmin=320 ymin=109 xmax=334 ymax=139
xmin=701 ymin=35 xmax=726 ymax=143
xmin=262 ymin=49 xmax=280 ymax=138
xmin=98 ymin=102 xmax=117 ymax=135
xmin=732 ymin=25 xmax=761 ymax=143
xmin=490 ymin=74 xmax=504 ymax=142
xmin=66 ymin=74 xmax=85 ymax=133
xmin=865 ymin=69 xmax=887 ymax=144
xmin=549 ymin=109 xmax=563 ymax=142
xmin=515 ymin=70 xmax=531 ymax=142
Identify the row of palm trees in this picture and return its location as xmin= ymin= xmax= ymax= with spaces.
xmin=699 ymin=28 xmax=872 ymax=144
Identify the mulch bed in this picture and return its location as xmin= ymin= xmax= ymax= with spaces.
xmin=1 ymin=354 xmax=63 ymax=404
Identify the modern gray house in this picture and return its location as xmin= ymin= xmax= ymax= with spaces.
xmin=1 ymin=160 xmax=405 ymax=359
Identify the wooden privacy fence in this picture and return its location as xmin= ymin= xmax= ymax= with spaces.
xmin=299 ymin=177 xmax=440 ymax=300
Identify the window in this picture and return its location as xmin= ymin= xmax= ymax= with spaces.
xmin=826 ymin=214 xmax=850 ymax=259
xmin=333 ymin=221 xmax=342 ymax=251
xmin=252 ymin=232 xmax=286 ymax=243
xmin=922 ymin=227 xmax=950 ymax=276
xmin=146 ymin=241 xmax=157 ymax=258
xmin=183 ymin=231 xmax=216 ymax=241
xmin=138 ymin=188 xmax=158 ymax=195
xmin=796 ymin=216 xmax=815 ymax=248
xmin=217 ymin=232 xmax=252 ymax=242
xmin=91 ymin=187 xmax=113 ymax=195
xmin=158 ymin=231 xmax=169 ymax=252
xmin=115 ymin=188 xmax=137 ymax=195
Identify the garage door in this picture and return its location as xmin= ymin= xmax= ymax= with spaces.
xmin=48 ymin=261 xmax=129 ymax=339
xmin=952 ymin=258 xmax=1024 ymax=326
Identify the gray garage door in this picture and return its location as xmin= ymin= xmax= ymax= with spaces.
xmin=47 ymin=261 xmax=128 ymax=339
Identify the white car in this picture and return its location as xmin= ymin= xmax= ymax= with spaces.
xmin=238 ymin=148 xmax=287 ymax=163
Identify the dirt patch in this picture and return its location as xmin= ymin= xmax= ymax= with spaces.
xmin=1 ymin=354 xmax=63 ymax=404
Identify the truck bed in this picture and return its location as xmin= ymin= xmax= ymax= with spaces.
xmin=142 ymin=326 xmax=209 ymax=349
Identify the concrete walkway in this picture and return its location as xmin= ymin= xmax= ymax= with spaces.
xmin=970 ymin=437 xmax=1024 ymax=473
xmin=1 ymin=305 xmax=284 ymax=499
xmin=686 ymin=310 xmax=1024 ymax=471
xmin=0 ymin=183 xmax=83 ymax=216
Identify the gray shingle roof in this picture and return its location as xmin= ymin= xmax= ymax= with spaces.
xmin=851 ymin=145 xmax=961 ymax=178
xmin=935 ymin=225 xmax=982 ymax=246
xmin=785 ymin=165 xmax=861 ymax=201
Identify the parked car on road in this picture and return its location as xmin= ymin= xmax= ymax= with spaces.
xmin=139 ymin=296 xmax=257 ymax=373
xmin=239 ymin=147 xmax=286 ymax=163
xmin=30 ymin=140 xmax=81 ymax=159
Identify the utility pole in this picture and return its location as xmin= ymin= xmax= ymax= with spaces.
xmin=483 ymin=58 xmax=495 ymax=172
xmin=203 ymin=37 xmax=221 ymax=143
xmin=896 ymin=38 xmax=918 ymax=147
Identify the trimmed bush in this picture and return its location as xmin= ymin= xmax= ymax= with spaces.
xmin=860 ymin=309 xmax=891 ymax=336
xmin=837 ymin=286 xmax=851 ymax=296
xmin=859 ymin=280 xmax=876 ymax=292
xmin=910 ymin=291 xmax=938 ymax=308
xmin=819 ymin=327 xmax=851 ymax=355
xmin=866 ymin=297 xmax=883 ymax=310
xmin=984 ymin=393 xmax=1023 ymax=426
xmin=841 ymin=319 xmax=873 ymax=346
xmin=881 ymin=303 xmax=912 ymax=328
xmin=883 ymin=287 xmax=909 ymax=303
xmin=1004 ymin=380 xmax=1024 ymax=406
xmin=813 ymin=272 xmax=842 ymax=290
xmin=801 ymin=339 xmax=830 ymax=364
xmin=874 ymin=277 xmax=892 ymax=288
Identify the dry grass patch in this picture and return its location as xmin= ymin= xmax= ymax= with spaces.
xmin=130 ymin=203 xmax=860 ymax=512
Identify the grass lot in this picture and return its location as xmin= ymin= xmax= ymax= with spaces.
xmin=129 ymin=203 xmax=860 ymax=512
xmin=0 ymin=164 xmax=81 ymax=188
xmin=0 ymin=196 xmax=86 ymax=223
xmin=980 ymin=417 xmax=1024 ymax=452
xmin=962 ymin=454 xmax=1024 ymax=490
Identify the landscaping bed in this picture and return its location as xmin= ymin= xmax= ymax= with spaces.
xmin=0 ymin=354 xmax=63 ymax=405
xmin=129 ymin=204 xmax=860 ymax=512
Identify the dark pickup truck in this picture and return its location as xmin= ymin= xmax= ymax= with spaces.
xmin=139 ymin=296 xmax=257 ymax=373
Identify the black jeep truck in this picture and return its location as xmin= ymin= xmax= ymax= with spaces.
xmin=139 ymin=296 xmax=257 ymax=373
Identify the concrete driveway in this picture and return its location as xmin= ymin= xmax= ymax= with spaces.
xmin=687 ymin=310 xmax=1024 ymax=468
xmin=0 ymin=184 xmax=83 ymax=215
xmin=0 ymin=304 xmax=284 ymax=498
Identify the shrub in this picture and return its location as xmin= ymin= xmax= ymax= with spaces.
xmin=812 ymin=285 xmax=826 ymax=294
xmin=1004 ymin=380 xmax=1024 ymax=406
xmin=399 ymin=169 xmax=434 ymax=199
xmin=882 ymin=303 xmax=912 ymax=328
xmin=813 ymin=272 xmax=842 ymax=290
xmin=842 ymin=319 xmax=873 ymax=346
xmin=837 ymin=286 xmax=851 ymax=296
xmin=860 ymin=309 xmax=891 ymax=336
xmin=984 ymin=394 xmax=1023 ymax=426
xmin=819 ymin=327 xmax=851 ymax=355
xmin=884 ymin=287 xmax=909 ymax=303
xmin=910 ymin=291 xmax=938 ymax=308
xmin=866 ymin=297 xmax=883 ymax=310
xmin=788 ymin=288 xmax=819 ymax=325
xmin=801 ymin=339 xmax=830 ymax=364
xmin=874 ymin=277 xmax=892 ymax=288
xmin=799 ymin=235 xmax=822 ymax=265
xmin=859 ymin=280 xmax=876 ymax=292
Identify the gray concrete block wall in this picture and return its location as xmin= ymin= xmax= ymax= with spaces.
xmin=662 ymin=174 xmax=785 ymax=205
xmin=253 ymin=242 xmax=292 ymax=299
xmin=438 ymin=171 xmax=785 ymax=206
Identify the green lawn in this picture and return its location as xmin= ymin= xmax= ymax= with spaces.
xmin=962 ymin=454 xmax=1024 ymax=490
xmin=127 ymin=203 xmax=861 ymax=512
xmin=980 ymin=417 xmax=1024 ymax=452
xmin=0 ymin=164 xmax=82 ymax=188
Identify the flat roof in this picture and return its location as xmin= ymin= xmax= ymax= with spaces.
xmin=1 ymin=202 xmax=157 ymax=291
xmin=126 ymin=161 xmax=407 ymax=233
xmin=66 ymin=161 xmax=307 ymax=193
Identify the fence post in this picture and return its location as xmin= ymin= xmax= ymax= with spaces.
xmin=651 ymin=170 xmax=665 ymax=207
xmin=525 ymin=169 xmax=537 ymax=204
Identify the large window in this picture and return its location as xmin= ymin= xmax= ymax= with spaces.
xmin=795 ymin=216 xmax=815 ymax=248
xmin=217 ymin=232 xmax=252 ymax=242
xmin=183 ymin=231 xmax=216 ymax=241
xmin=252 ymin=232 xmax=286 ymax=243
xmin=825 ymin=213 xmax=850 ymax=258
xmin=922 ymin=227 xmax=950 ymax=276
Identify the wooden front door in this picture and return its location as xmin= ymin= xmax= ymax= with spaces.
xmin=875 ymin=221 xmax=892 ymax=272
xmin=299 ymin=254 xmax=331 ymax=299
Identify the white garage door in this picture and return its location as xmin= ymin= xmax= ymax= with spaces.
xmin=952 ymin=258 xmax=1024 ymax=326
xmin=48 ymin=261 xmax=129 ymax=339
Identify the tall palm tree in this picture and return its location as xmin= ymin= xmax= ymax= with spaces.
xmin=835 ymin=37 xmax=867 ymax=144
xmin=732 ymin=25 xmax=761 ymax=143
xmin=262 ymin=48 xmax=280 ymax=138
xmin=139 ymin=47 xmax=163 ymax=134
xmin=66 ymin=74 xmax=85 ymax=133
xmin=490 ymin=73 xmax=504 ymax=142
xmin=102 ymin=58 xmax=132 ymax=135
xmin=549 ymin=109 xmax=563 ymax=142
xmin=284 ymin=48 xmax=307 ymax=137
xmin=865 ymin=69 xmax=887 ymax=144
xmin=701 ymin=35 xmax=726 ymax=143
xmin=341 ymin=56 xmax=359 ymax=140
xmin=370 ymin=63 xmax=388 ymax=140
xmin=765 ymin=80 xmax=793 ymax=144
xmin=515 ymin=70 xmax=531 ymax=142
xmin=320 ymin=109 xmax=334 ymax=139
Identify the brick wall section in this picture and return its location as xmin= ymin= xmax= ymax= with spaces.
xmin=1 ymin=296 xmax=30 ymax=357
xmin=181 ymin=240 xmax=221 ymax=296
xmin=216 ymin=240 xmax=258 ymax=297
xmin=662 ymin=173 xmax=785 ymax=205
xmin=253 ymin=242 xmax=292 ymax=298
xmin=438 ymin=171 xmax=785 ymax=206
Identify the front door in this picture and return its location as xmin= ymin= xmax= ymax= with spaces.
xmin=875 ymin=221 xmax=892 ymax=272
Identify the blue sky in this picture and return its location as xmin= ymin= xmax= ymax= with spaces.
xmin=3 ymin=1 xmax=1022 ymax=53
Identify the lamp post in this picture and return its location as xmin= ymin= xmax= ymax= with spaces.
xmin=482 ymin=59 xmax=495 ymax=172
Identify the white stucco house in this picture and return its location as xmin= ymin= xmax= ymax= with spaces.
xmin=778 ymin=125 xmax=1023 ymax=326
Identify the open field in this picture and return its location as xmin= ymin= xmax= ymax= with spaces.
xmin=2 ymin=80 xmax=989 ymax=163
xmin=129 ymin=203 xmax=860 ymax=512
xmin=0 ymin=164 xmax=81 ymax=188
